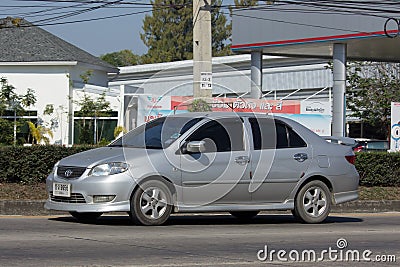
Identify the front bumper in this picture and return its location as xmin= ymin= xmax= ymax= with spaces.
xmin=44 ymin=199 xmax=131 ymax=213
xmin=45 ymin=171 xmax=136 ymax=213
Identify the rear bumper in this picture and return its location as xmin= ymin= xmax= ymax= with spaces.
xmin=333 ymin=190 xmax=359 ymax=205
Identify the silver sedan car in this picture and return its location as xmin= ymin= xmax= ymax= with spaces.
xmin=45 ymin=112 xmax=359 ymax=225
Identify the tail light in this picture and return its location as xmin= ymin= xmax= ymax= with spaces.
xmin=345 ymin=155 xmax=356 ymax=165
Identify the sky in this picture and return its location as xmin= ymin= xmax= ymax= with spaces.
xmin=0 ymin=0 xmax=152 ymax=56
xmin=0 ymin=1 xmax=238 ymax=57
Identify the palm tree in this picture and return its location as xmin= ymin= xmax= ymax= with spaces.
xmin=27 ymin=121 xmax=53 ymax=145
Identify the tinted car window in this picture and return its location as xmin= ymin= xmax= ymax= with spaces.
xmin=366 ymin=141 xmax=389 ymax=150
xmin=276 ymin=123 xmax=289 ymax=149
xmin=187 ymin=118 xmax=244 ymax=152
xmin=249 ymin=118 xmax=276 ymax=150
xmin=250 ymin=118 xmax=306 ymax=149
xmin=288 ymin=127 xmax=307 ymax=148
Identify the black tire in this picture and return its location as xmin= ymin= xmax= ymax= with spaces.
xmin=293 ymin=180 xmax=331 ymax=223
xmin=230 ymin=211 xmax=259 ymax=219
xmin=129 ymin=180 xmax=173 ymax=226
xmin=69 ymin=212 xmax=102 ymax=223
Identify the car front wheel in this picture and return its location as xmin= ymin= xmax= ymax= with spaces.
xmin=129 ymin=180 xmax=173 ymax=226
xmin=293 ymin=180 xmax=331 ymax=223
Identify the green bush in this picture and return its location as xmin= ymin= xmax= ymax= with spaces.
xmin=0 ymin=146 xmax=399 ymax=186
xmin=356 ymin=152 xmax=400 ymax=187
xmin=0 ymin=145 xmax=97 ymax=184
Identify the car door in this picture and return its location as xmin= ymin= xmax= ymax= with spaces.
xmin=249 ymin=118 xmax=312 ymax=203
xmin=180 ymin=117 xmax=252 ymax=206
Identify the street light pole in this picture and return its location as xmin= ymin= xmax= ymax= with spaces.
xmin=13 ymin=109 xmax=16 ymax=146
xmin=10 ymin=99 xmax=19 ymax=146
xmin=94 ymin=112 xmax=97 ymax=144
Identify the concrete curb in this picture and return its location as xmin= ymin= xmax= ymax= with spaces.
xmin=1 ymin=200 xmax=400 ymax=216
xmin=332 ymin=200 xmax=400 ymax=213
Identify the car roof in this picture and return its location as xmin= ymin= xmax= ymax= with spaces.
xmin=166 ymin=111 xmax=329 ymax=146
xmin=169 ymin=111 xmax=277 ymax=119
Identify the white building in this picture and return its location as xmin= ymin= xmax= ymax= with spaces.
xmin=0 ymin=17 xmax=119 ymax=145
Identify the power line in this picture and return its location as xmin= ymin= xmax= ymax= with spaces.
xmin=1 ymin=1 xmax=193 ymax=25
xmin=11 ymin=2 xmax=91 ymax=18
xmin=3 ymin=0 xmax=400 ymax=29
xmin=31 ymin=0 xmax=124 ymax=24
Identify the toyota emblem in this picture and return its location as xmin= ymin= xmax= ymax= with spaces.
xmin=64 ymin=169 xmax=73 ymax=177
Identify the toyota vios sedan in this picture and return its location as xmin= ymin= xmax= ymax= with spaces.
xmin=45 ymin=112 xmax=359 ymax=225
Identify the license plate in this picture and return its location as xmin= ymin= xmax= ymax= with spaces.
xmin=53 ymin=182 xmax=71 ymax=197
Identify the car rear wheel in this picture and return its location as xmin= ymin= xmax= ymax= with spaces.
xmin=69 ymin=212 xmax=102 ymax=223
xmin=293 ymin=180 xmax=331 ymax=223
xmin=129 ymin=180 xmax=173 ymax=226
xmin=230 ymin=211 xmax=259 ymax=219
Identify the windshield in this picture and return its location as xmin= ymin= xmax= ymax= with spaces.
xmin=109 ymin=116 xmax=202 ymax=149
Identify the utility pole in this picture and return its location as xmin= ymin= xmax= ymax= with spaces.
xmin=332 ymin=43 xmax=347 ymax=137
xmin=193 ymin=0 xmax=212 ymax=98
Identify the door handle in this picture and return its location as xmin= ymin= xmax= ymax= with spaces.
xmin=235 ymin=156 xmax=250 ymax=165
xmin=294 ymin=153 xmax=308 ymax=162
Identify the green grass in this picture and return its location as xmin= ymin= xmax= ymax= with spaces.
xmin=358 ymin=186 xmax=400 ymax=201
xmin=0 ymin=183 xmax=47 ymax=200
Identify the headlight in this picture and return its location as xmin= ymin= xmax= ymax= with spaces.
xmin=89 ymin=162 xmax=129 ymax=177
xmin=51 ymin=161 xmax=60 ymax=174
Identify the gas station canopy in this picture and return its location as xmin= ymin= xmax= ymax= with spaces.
xmin=232 ymin=1 xmax=400 ymax=62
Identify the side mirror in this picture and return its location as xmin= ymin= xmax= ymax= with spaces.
xmin=185 ymin=141 xmax=206 ymax=153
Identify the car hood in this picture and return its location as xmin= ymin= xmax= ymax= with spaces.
xmin=58 ymin=147 xmax=147 ymax=168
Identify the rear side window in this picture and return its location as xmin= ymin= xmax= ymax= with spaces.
xmin=249 ymin=118 xmax=276 ymax=150
xmin=276 ymin=123 xmax=289 ymax=149
xmin=288 ymin=127 xmax=307 ymax=148
xmin=249 ymin=118 xmax=306 ymax=150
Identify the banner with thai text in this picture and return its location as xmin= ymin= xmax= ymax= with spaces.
xmin=135 ymin=95 xmax=331 ymax=135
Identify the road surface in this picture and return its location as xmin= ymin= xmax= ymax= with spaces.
xmin=0 ymin=212 xmax=399 ymax=266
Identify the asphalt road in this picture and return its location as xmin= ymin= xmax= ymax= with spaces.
xmin=0 ymin=212 xmax=399 ymax=267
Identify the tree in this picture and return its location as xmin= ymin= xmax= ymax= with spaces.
xmin=229 ymin=0 xmax=259 ymax=14
xmin=75 ymin=92 xmax=111 ymax=144
xmin=1 ymin=77 xmax=36 ymax=115
xmin=114 ymin=125 xmax=127 ymax=138
xmin=102 ymin=1 xmax=261 ymax=65
xmin=140 ymin=0 xmax=231 ymax=63
xmin=0 ymin=77 xmax=36 ymax=145
xmin=100 ymin=49 xmax=141 ymax=67
xmin=188 ymin=99 xmax=212 ymax=112
xmin=0 ymin=118 xmax=13 ymax=145
xmin=27 ymin=121 xmax=53 ymax=145
xmin=346 ymin=62 xmax=400 ymax=139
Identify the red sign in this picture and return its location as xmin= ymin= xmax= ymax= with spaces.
xmin=171 ymin=96 xmax=300 ymax=114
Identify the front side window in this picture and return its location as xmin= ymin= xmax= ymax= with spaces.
xmin=186 ymin=118 xmax=244 ymax=152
